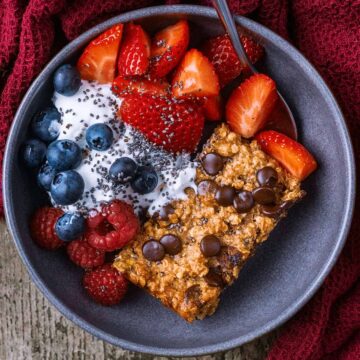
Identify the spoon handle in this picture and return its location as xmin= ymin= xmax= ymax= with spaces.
xmin=212 ymin=0 xmax=257 ymax=73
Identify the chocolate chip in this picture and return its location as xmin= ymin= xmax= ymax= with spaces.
xmin=200 ymin=235 xmax=221 ymax=257
xmin=202 ymin=153 xmax=224 ymax=176
xmin=197 ymin=180 xmax=218 ymax=195
xmin=215 ymin=185 xmax=236 ymax=206
xmin=142 ymin=240 xmax=165 ymax=261
xmin=185 ymin=285 xmax=202 ymax=306
xmin=204 ymin=268 xmax=224 ymax=287
xmin=256 ymin=167 xmax=278 ymax=187
xmin=260 ymin=201 xmax=293 ymax=218
xmin=160 ymin=234 xmax=182 ymax=255
xmin=252 ymin=186 xmax=276 ymax=205
xmin=233 ymin=190 xmax=254 ymax=213
xmin=158 ymin=203 xmax=175 ymax=220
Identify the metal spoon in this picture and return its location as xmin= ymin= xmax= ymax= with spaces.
xmin=212 ymin=0 xmax=298 ymax=140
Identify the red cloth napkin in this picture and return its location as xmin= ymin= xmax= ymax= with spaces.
xmin=1 ymin=1 xmax=359 ymax=358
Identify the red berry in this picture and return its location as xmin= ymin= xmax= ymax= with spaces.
xmin=30 ymin=207 xmax=64 ymax=250
xmin=77 ymin=24 xmax=124 ymax=83
xmin=67 ymin=239 xmax=105 ymax=269
xmin=202 ymin=33 xmax=264 ymax=87
xmin=119 ymin=93 xmax=204 ymax=153
xmin=86 ymin=200 xmax=139 ymax=252
xmin=83 ymin=264 xmax=128 ymax=305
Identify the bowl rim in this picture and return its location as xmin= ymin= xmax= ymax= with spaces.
xmin=3 ymin=4 xmax=356 ymax=357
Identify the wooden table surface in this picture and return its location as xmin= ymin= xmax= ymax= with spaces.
xmin=0 ymin=220 xmax=278 ymax=360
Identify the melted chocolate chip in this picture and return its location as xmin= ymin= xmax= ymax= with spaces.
xmin=158 ymin=203 xmax=175 ymax=220
xmin=256 ymin=167 xmax=278 ymax=187
xmin=260 ymin=201 xmax=293 ymax=218
xmin=252 ymin=186 xmax=276 ymax=205
xmin=233 ymin=190 xmax=254 ymax=213
xmin=160 ymin=234 xmax=182 ymax=255
xmin=197 ymin=180 xmax=218 ymax=195
xmin=142 ymin=240 xmax=165 ymax=261
xmin=215 ymin=185 xmax=236 ymax=206
xmin=202 ymin=153 xmax=224 ymax=176
xmin=200 ymin=235 xmax=221 ymax=257
xmin=204 ymin=268 xmax=224 ymax=287
xmin=185 ymin=285 xmax=202 ymax=306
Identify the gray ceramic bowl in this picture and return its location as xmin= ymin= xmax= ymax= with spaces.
xmin=3 ymin=5 xmax=355 ymax=357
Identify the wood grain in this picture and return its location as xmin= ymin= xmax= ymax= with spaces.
xmin=0 ymin=220 xmax=277 ymax=360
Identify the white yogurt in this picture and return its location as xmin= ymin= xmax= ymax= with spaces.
xmin=51 ymin=81 xmax=197 ymax=216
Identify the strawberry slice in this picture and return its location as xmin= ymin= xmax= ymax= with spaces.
xmin=149 ymin=20 xmax=189 ymax=78
xmin=172 ymin=49 xmax=220 ymax=98
xmin=202 ymin=33 xmax=264 ymax=87
xmin=226 ymin=73 xmax=278 ymax=138
xmin=117 ymin=23 xmax=151 ymax=77
xmin=77 ymin=24 xmax=123 ymax=83
xmin=112 ymin=76 xmax=170 ymax=97
xmin=203 ymin=95 xmax=223 ymax=121
xmin=119 ymin=93 xmax=204 ymax=153
xmin=256 ymin=130 xmax=317 ymax=180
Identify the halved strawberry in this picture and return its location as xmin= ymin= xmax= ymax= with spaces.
xmin=202 ymin=33 xmax=264 ymax=87
xmin=77 ymin=24 xmax=123 ymax=83
xmin=226 ymin=73 xmax=278 ymax=138
xmin=112 ymin=75 xmax=170 ymax=97
xmin=149 ymin=20 xmax=189 ymax=78
xmin=256 ymin=130 xmax=317 ymax=180
xmin=117 ymin=23 xmax=151 ymax=77
xmin=203 ymin=95 xmax=223 ymax=121
xmin=119 ymin=93 xmax=204 ymax=153
xmin=172 ymin=49 xmax=220 ymax=98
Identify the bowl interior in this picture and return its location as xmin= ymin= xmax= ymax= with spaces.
xmin=4 ymin=5 xmax=354 ymax=356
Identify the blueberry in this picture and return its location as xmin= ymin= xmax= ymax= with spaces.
xmin=38 ymin=163 xmax=57 ymax=191
xmin=21 ymin=139 xmax=46 ymax=168
xmin=53 ymin=64 xmax=81 ymax=96
xmin=109 ymin=157 xmax=138 ymax=184
xmin=50 ymin=170 xmax=84 ymax=205
xmin=131 ymin=166 xmax=158 ymax=194
xmin=31 ymin=107 xmax=61 ymax=142
xmin=46 ymin=139 xmax=82 ymax=170
xmin=86 ymin=123 xmax=113 ymax=151
xmin=55 ymin=212 xmax=86 ymax=241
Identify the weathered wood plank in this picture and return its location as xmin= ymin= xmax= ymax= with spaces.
xmin=0 ymin=220 xmax=277 ymax=359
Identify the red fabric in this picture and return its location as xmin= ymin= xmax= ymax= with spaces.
xmin=0 ymin=0 xmax=359 ymax=358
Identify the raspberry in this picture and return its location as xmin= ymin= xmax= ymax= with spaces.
xmin=30 ymin=207 xmax=64 ymax=250
xmin=67 ymin=239 xmax=105 ymax=269
xmin=83 ymin=264 xmax=128 ymax=305
xmin=86 ymin=200 xmax=139 ymax=251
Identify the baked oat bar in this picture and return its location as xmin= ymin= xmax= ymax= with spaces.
xmin=114 ymin=124 xmax=305 ymax=322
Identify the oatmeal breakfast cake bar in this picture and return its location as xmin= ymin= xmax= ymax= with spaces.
xmin=114 ymin=124 xmax=305 ymax=322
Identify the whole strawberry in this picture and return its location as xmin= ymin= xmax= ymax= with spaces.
xmin=67 ymin=239 xmax=105 ymax=269
xmin=202 ymin=34 xmax=264 ymax=87
xmin=86 ymin=200 xmax=139 ymax=252
xmin=83 ymin=264 xmax=128 ymax=305
xmin=119 ymin=93 xmax=204 ymax=153
xmin=30 ymin=207 xmax=64 ymax=250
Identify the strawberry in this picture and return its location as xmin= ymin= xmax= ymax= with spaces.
xmin=77 ymin=24 xmax=123 ymax=83
xmin=256 ymin=130 xmax=317 ymax=180
xmin=149 ymin=20 xmax=189 ymax=78
xmin=172 ymin=49 xmax=220 ymax=98
xmin=117 ymin=23 xmax=150 ymax=77
xmin=86 ymin=200 xmax=139 ymax=252
xmin=226 ymin=73 xmax=278 ymax=138
xmin=30 ymin=207 xmax=64 ymax=250
xmin=119 ymin=93 xmax=205 ymax=153
xmin=203 ymin=95 xmax=223 ymax=121
xmin=112 ymin=75 xmax=169 ymax=97
xmin=202 ymin=33 xmax=264 ymax=87
xmin=83 ymin=264 xmax=128 ymax=306
xmin=67 ymin=239 xmax=105 ymax=269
